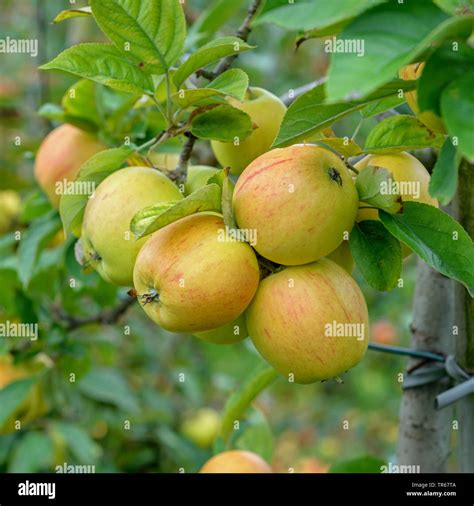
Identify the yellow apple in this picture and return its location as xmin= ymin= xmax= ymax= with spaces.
xmin=326 ymin=241 xmax=354 ymax=274
xmin=200 ymin=450 xmax=272 ymax=473
xmin=233 ymin=144 xmax=358 ymax=265
xmin=184 ymin=165 xmax=219 ymax=196
xmin=399 ymin=63 xmax=446 ymax=133
xmin=148 ymin=151 xmax=180 ymax=172
xmin=0 ymin=355 xmax=48 ymax=434
xmin=247 ymin=258 xmax=369 ymax=384
xmin=211 ymin=87 xmax=287 ymax=175
xmin=193 ymin=312 xmax=248 ymax=344
xmin=133 ymin=213 xmax=260 ymax=333
xmin=81 ymin=166 xmax=183 ymax=286
xmin=34 ymin=124 xmax=105 ymax=208
xmin=0 ymin=190 xmax=21 ymax=233
xmin=180 ymin=408 xmax=221 ymax=448
xmin=355 ymin=151 xmax=438 ymax=256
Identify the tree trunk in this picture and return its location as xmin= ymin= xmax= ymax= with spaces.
xmin=396 ymin=261 xmax=454 ymax=472
xmin=452 ymin=160 xmax=474 ymax=473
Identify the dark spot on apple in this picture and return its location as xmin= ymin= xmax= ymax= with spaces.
xmin=328 ymin=167 xmax=343 ymax=186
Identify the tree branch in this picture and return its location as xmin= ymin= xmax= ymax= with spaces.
xmin=54 ymin=295 xmax=136 ymax=331
xmin=168 ymin=0 xmax=263 ymax=183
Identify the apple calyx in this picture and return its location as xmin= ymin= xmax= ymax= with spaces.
xmin=139 ymin=289 xmax=159 ymax=305
xmin=327 ymin=167 xmax=343 ymax=186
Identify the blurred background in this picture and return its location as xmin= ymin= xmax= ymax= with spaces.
xmin=0 ymin=0 xmax=425 ymax=473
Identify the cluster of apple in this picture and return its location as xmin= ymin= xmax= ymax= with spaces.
xmin=34 ymin=82 xmax=438 ymax=386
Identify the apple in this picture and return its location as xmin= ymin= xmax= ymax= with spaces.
xmin=355 ymin=151 xmax=438 ymax=256
xmin=0 ymin=355 xmax=48 ymax=434
xmin=247 ymin=258 xmax=369 ymax=384
xmin=200 ymin=450 xmax=272 ymax=473
xmin=210 ymin=87 xmax=287 ymax=175
xmin=34 ymin=124 xmax=105 ymax=208
xmin=184 ymin=165 xmax=219 ymax=196
xmin=81 ymin=166 xmax=183 ymax=286
xmin=0 ymin=190 xmax=21 ymax=233
xmin=180 ymin=408 xmax=221 ymax=448
xmin=233 ymin=144 xmax=359 ymax=265
xmin=133 ymin=213 xmax=260 ymax=333
xmin=399 ymin=63 xmax=446 ymax=133
xmin=148 ymin=151 xmax=180 ymax=172
xmin=326 ymin=241 xmax=354 ymax=274
xmin=193 ymin=312 xmax=248 ymax=345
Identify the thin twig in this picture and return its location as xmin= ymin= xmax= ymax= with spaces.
xmin=169 ymin=0 xmax=263 ymax=183
xmin=54 ymin=296 xmax=136 ymax=331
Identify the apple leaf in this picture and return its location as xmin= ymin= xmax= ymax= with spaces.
xmin=0 ymin=377 xmax=36 ymax=427
xmin=355 ymin=166 xmax=402 ymax=214
xmin=273 ymin=80 xmax=415 ymax=148
xmin=40 ymin=44 xmax=154 ymax=95
xmin=53 ymin=422 xmax=102 ymax=464
xmin=418 ymin=42 xmax=474 ymax=116
xmin=17 ymin=212 xmax=62 ymax=289
xmin=219 ymin=365 xmax=279 ymax=443
xmin=90 ymin=0 xmax=186 ymax=75
xmin=316 ymin=138 xmax=362 ymax=157
xmin=330 ymin=455 xmax=386 ymax=473
xmin=190 ymin=0 xmax=245 ymax=36
xmin=59 ymin=146 xmax=134 ymax=236
xmin=233 ymin=407 xmax=274 ymax=464
xmin=440 ymin=72 xmax=474 ymax=160
xmin=361 ymin=95 xmax=406 ymax=118
xmin=221 ymin=168 xmax=236 ymax=230
xmin=191 ymin=105 xmax=253 ymax=142
xmin=326 ymin=1 xmax=473 ymax=101
xmin=52 ymin=6 xmax=92 ymax=23
xmin=429 ymin=138 xmax=460 ymax=205
xmin=8 ymin=432 xmax=54 ymax=473
xmin=61 ymin=79 xmax=101 ymax=131
xmin=380 ymin=203 xmax=474 ymax=296
xmin=364 ymin=115 xmax=445 ymax=153
xmin=350 ymin=220 xmax=402 ymax=292
xmin=173 ymin=37 xmax=254 ymax=88
xmin=172 ymin=69 xmax=248 ymax=109
xmin=131 ymin=184 xmax=222 ymax=239
xmin=254 ymin=0 xmax=384 ymax=32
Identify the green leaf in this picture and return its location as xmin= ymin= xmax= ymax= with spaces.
xmin=8 ymin=432 xmax=53 ymax=473
xmin=234 ymin=408 xmax=273 ymax=463
xmin=434 ymin=0 xmax=474 ymax=15
xmin=364 ymin=115 xmax=445 ymax=153
xmin=255 ymin=0 xmax=384 ymax=32
xmin=40 ymin=43 xmax=154 ymax=95
xmin=380 ymin=203 xmax=474 ymax=296
xmin=191 ymin=0 xmax=245 ymax=35
xmin=78 ymin=367 xmax=140 ymax=412
xmin=0 ymin=378 xmax=35 ymax=427
xmin=59 ymin=146 xmax=134 ymax=235
xmin=220 ymin=365 xmax=278 ymax=443
xmin=326 ymin=1 xmax=474 ymax=101
xmin=172 ymin=69 xmax=249 ymax=109
xmin=221 ymin=169 xmax=236 ymax=229
xmin=418 ymin=43 xmax=474 ymax=116
xmin=361 ymin=95 xmax=406 ymax=118
xmin=191 ymin=105 xmax=253 ymax=142
xmin=131 ymin=184 xmax=222 ymax=239
xmin=350 ymin=221 xmax=402 ymax=291
xmin=440 ymin=72 xmax=474 ymax=160
xmin=90 ymin=0 xmax=186 ymax=75
xmin=316 ymin=138 xmax=362 ymax=157
xmin=61 ymin=79 xmax=101 ymax=130
xmin=54 ymin=423 xmax=102 ymax=464
xmin=173 ymin=37 xmax=254 ymax=88
xmin=52 ymin=6 xmax=92 ymax=23
xmin=429 ymin=138 xmax=460 ymax=205
xmin=17 ymin=213 xmax=62 ymax=288
xmin=330 ymin=455 xmax=386 ymax=473
xmin=274 ymin=80 xmax=415 ymax=148
xmin=356 ymin=166 xmax=402 ymax=214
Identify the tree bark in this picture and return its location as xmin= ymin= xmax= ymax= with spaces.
xmin=396 ymin=261 xmax=454 ymax=472
xmin=452 ymin=160 xmax=474 ymax=473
